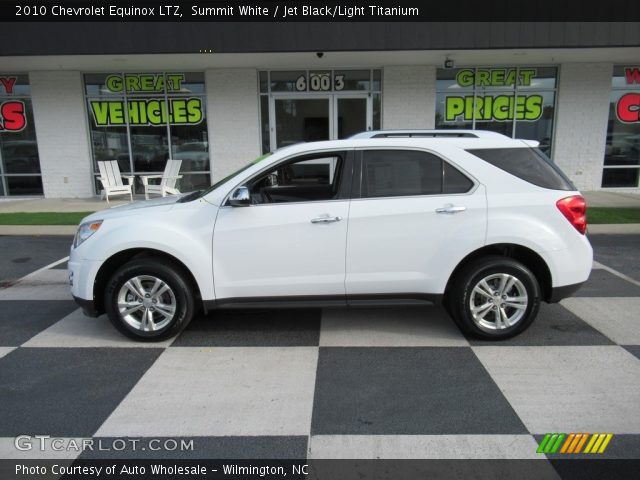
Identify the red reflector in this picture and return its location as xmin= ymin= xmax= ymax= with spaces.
xmin=556 ymin=195 xmax=587 ymax=235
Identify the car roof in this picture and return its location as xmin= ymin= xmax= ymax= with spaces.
xmin=270 ymin=134 xmax=536 ymax=157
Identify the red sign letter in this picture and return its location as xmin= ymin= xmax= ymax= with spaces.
xmin=0 ymin=101 xmax=26 ymax=131
xmin=625 ymin=68 xmax=640 ymax=85
xmin=617 ymin=93 xmax=640 ymax=123
xmin=0 ymin=77 xmax=17 ymax=94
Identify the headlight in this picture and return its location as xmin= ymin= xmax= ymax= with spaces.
xmin=74 ymin=220 xmax=103 ymax=248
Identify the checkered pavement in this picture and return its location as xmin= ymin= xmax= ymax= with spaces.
xmin=1 ymin=261 xmax=639 ymax=463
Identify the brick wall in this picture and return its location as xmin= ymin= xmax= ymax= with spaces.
xmin=29 ymin=71 xmax=94 ymax=198
xmin=205 ymin=69 xmax=261 ymax=182
xmin=382 ymin=66 xmax=436 ymax=129
xmin=553 ymin=63 xmax=613 ymax=192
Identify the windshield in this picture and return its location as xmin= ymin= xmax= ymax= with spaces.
xmin=183 ymin=153 xmax=272 ymax=202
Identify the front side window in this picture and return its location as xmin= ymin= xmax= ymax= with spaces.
xmin=361 ymin=150 xmax=473 ymax=198
xmin=248 ymin=153 xmax=344 ymax=204
xmin=84 ymin=72 xmax=210 ymax=194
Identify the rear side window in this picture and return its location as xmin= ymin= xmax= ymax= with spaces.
xmin=443 ymin=162 xmax=474 ymax=193
xmin=467 ymin=147 xmax=575 ymax=191
xmin=361 ymin=150 xmax=473 ymax=198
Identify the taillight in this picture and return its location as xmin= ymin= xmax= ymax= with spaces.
xmin=556 ymin=195 xmax=587 ymax=235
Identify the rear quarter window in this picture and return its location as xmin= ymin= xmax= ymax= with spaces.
xmin=466 ymin=147 xmax=575 ymax=191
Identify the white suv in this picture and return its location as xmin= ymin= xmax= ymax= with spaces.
xmin=69 ymin=130 xmax=592 ymax=341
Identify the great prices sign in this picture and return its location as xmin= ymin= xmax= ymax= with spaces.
xmin=444 ymin=68 xmax=543 ymax=123
xmin=89 ymin=73 xmax=204 ymax=127
xmin=0 ymin=76 xmax=27 ymax=132
xmin=616 ymin=67 xmax=640 ymax=124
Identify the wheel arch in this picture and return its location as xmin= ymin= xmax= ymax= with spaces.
xmin=92 ymin=248 xmax=202 ymax=316
xmin=444 ymin=243 xmax=553 ymax=303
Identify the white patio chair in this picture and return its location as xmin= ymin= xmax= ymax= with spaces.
xmin=140 ymin=159 xmax=183 ymax=200
xmin=97 ymin=160 xmax=134 ymax=203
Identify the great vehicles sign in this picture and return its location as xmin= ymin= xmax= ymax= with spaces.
xmin=88 ymin=73 xmax=204 ymax=127
xmin=444 ymin=68 xmax=543 ymax=123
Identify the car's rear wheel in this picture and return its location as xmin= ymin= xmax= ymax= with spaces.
xmin=447 ymin=256 xmax=540 ymax=339
xmin=105 ymin=258 xmax=195 ymax=341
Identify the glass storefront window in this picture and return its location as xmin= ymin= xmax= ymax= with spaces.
xmin=602 ymin=66 xmax=640 ymax=188
xmin=435 ymin=66 xmax=557 ymax=153
xmin=84 ymin=72 xmax=210 ymax=194
xmin=0 ymin=75 xmax=43 ymax=196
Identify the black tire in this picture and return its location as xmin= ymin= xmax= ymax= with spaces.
xmin=104 ymin=258 xmax=195 ymax=341
xmin=447 ymin=255 xmax=541 ymax=340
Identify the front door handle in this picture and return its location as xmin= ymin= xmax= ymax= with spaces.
xmin=435 ymin=205 xmax=467 ymax=214
xmin=311 ymin=216 xmax=342 ymax=224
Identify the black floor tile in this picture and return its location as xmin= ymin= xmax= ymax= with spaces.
xmin=573 ymin=270 xmax=640 ymax=297
xmin=173 ymin=309 xmax=321 ymax=347
xmin=311 ymin=347 xmax=527 ymax=435
xmin=0 ymin=236 xmax=72 ymax=285
xmin=0 ymin=347 xmax=163 ymax=437
xmin=0 ymin=300 xmax=78 ymax=346
xmin=468 ymin=303 xmax=614 ymax=346
xmin=80 ymin=436 xmax=308 ymax=459
xmin=622 ymin=345 xmax=640 ymax=361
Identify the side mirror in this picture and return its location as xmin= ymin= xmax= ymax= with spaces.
xmin=229 ymin=186 xmax=251 ymax=207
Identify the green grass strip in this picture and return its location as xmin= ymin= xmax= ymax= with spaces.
xmin=0 ymin=212 xmax=93 ymax=226
xmin=587 ymin=207 xmax=640 ymax=224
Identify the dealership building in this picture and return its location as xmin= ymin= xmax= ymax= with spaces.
xmin=0 ymin=22 xmax=639 ymax=198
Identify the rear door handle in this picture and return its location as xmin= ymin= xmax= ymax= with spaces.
xmin=311 ymin=216 xmax=342 ymax=224
xmin=435 ymin=205 xmax=467 ymax=214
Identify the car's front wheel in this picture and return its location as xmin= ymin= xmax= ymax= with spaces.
xmin=447 ymin=256 xmax=541 ymax=340
xmin=104 ymin=258 xmax=195 ymax=341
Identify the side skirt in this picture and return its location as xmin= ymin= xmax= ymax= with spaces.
xmin=203 ymin=293 xmax=443 ymax=311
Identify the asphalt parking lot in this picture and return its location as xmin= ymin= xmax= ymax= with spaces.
xmin=0 ymin=234 xmax=639 ymax=473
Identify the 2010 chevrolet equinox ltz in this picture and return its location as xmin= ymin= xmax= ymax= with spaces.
xmin=69 ymin=130 xmax=592 ymax=340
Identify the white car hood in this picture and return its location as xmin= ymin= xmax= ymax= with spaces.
xmin=82 ymin=194 xmax=185 ymax=222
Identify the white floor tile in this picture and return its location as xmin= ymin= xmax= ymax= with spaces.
xmin=308 ymin=434 xmax=541 ymax=459
xmin=320 ymin=306 xmax=468 ymax=347
xmin=0 ymin=347 xmax=16 ymax=359
xmin=473 ymin=346 xmax=640 ymax=433
xmin=96 ymin=347 xmax=318 ymax=437
xmin=561 ymin=297 xmax=640 ymax=345
xmin=0 ymin=269 xmax=71 ymax=301
xmin=0 ymin=437 xmax=84 ymax=460
xmin=22 ymin=309 xmax=174 ymax=348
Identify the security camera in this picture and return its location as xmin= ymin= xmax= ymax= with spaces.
xmin=444 ymin=58 xmax=455 ymax=69
xmin=316 ymin=52 xmax=324 ymax=59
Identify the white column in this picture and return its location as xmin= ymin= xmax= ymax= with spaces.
xmin=552 ymin=63 xmax=612 ymax=191
xmin=382 ymin=66 xmax=436 ymax=129
xmin=29 ymin=71 xmax=94 ymax=198
xmin=205 ymin=69 xmax=261 ymax=182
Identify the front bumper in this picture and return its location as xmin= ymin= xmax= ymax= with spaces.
xmin=548 ymin=281 xmax=586 ymax=303
xmin=73 ymin=295 xmax=100 ymax=317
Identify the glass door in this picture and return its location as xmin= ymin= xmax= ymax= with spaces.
xmin=271 ymin=96 xmax=332 ymax=150
xmin=269 ymin=94 xmax=372 ymax=151
xmin=334 ymin=95 xmax=371 ymax=139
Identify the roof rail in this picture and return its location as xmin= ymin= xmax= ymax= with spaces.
xmin=349 ymin=130 xmax=510 ymax=139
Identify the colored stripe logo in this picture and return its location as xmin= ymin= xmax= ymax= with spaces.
xmin=537 ymin=433 xmax=613 ymax=454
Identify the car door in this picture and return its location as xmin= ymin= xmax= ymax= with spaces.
xmin=212 ymin=150 xmax=353 ymax=302
xmin=345 ymin=148 xmax=487 ymax=299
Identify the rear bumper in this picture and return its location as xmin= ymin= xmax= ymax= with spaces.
xmin=73 ymin=295 xmax=100 ymax=317
xmin=548 ymin=281 xmax=586 ymax=303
